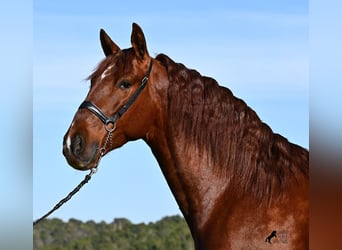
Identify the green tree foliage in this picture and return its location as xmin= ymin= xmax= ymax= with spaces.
xmin=33 ymin=215 xmax=194 ymax=250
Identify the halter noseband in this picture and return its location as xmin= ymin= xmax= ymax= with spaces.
xmin=79 ymin=60 xmax=153 ymax=131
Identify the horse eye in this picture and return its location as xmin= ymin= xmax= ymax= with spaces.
xmin=119 ymin=80 xmax=132 ymax=89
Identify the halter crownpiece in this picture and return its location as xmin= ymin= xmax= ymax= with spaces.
xmin=79 ymin=60 xmax=153 ymax=129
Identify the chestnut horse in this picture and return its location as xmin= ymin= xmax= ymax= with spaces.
xmin=63 ymin=23 xmax=308 ymax=249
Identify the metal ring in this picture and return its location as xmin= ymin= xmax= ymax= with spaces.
xmin=100 ymin=147 xmax=106 ymax=156
xmin=105 ymin=120 xmax=116 ymax=132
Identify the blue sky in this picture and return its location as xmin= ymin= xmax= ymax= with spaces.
xmin=33 ymin=0 xmax=308 ymax=224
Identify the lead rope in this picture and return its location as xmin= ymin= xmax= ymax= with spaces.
xmin=33 ymin=167 xmax=98 ymax=226
xmin=33 ymin=129 xmax=113 ymax=226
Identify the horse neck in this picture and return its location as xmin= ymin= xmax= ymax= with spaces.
xmin=143 ymin=61 xmax=228 ymax=237
xmin=144 ymin=56 xmax=308 ymax=248
xmin=146 ymin=123 xmax=236 ymax=243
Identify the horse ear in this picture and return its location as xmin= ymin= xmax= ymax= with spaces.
xmin=131 ymin=23 xmax=149 ymax=60
xmin=100 ymin=29 xmax=121 ymax=57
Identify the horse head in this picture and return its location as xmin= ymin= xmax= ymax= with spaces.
xmin=63 ymin=23 xmax=157 ymax=170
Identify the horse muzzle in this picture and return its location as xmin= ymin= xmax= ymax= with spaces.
xmin=62 ymin=132 xmax=100 ymax=170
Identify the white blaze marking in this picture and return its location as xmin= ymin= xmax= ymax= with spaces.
xmin=66 ymin=135 xmax=72 ymax=150
xmin=66 ymin=120 xmax=75 ymax=151
xmin=100 ymin=64 xmax=114 ymax=80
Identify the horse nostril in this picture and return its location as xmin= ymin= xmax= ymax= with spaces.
xmin=71 ymin=134 xmax=84 ymax=157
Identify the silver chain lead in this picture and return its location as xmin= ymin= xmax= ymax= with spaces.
xmin=100 ymin=130 xmax=113 ymax=156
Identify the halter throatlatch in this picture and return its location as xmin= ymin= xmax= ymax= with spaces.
xmin=79 ymin=60 xmax=153 ymax=129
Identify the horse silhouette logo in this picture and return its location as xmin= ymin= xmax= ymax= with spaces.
xmin=265 ymin=230 xmax=277 ymax=243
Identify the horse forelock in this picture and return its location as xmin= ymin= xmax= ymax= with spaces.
xmin=155 ymin=53 xmax=308 ymax=203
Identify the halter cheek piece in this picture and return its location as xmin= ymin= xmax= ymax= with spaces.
xmin=79 ymin=60 xmax=153 ymax=132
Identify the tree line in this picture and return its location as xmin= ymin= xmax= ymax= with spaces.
xmin=33 ymin=215 xmax=194 ymax=250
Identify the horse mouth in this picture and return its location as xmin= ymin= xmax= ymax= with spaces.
xmin=64 ymin=154 xmax=100 ymax=171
